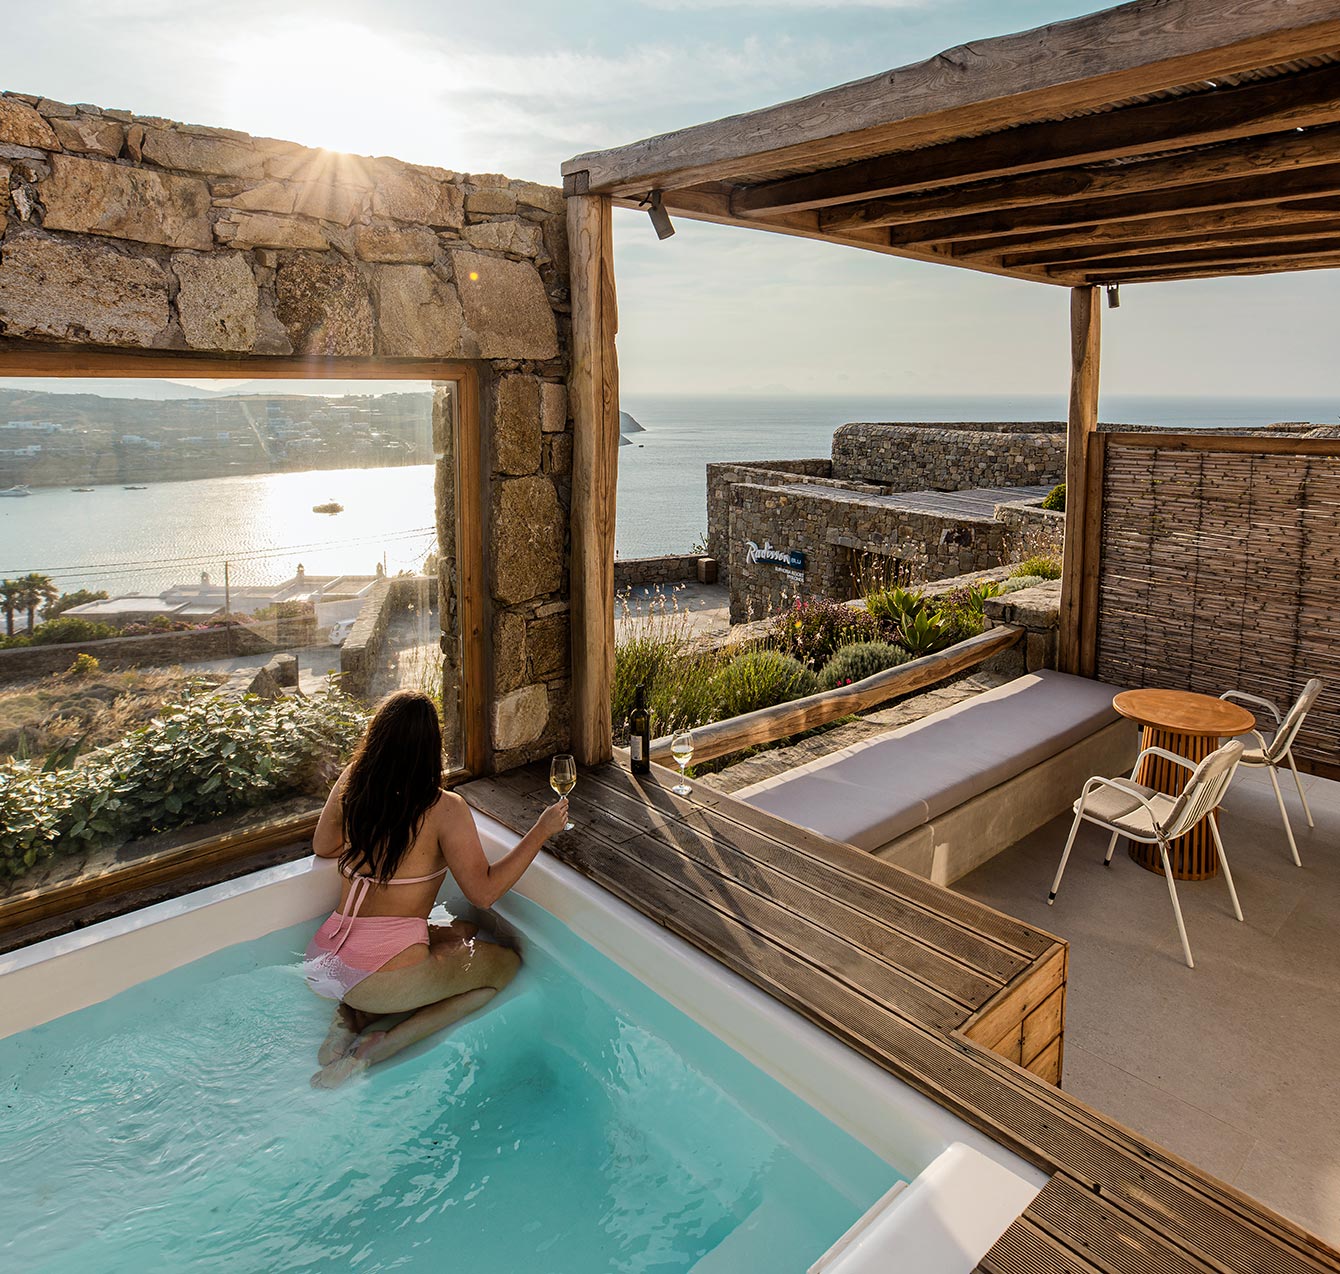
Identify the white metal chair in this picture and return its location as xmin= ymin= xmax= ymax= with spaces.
xmin=1047 ymin=738 xmax=1245 ymax=969
xmin=1219 ymin=679 xmax=1322 ymax=867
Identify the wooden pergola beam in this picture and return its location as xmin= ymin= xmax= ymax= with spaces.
xmin=883 ymin=164 xmax=1340 ymax=247
xmin=1062 ymin=254 xmax=1340 ymax=284
xmin=1003 ymin=220 xmax=1340 ymax=268
xmin=733 ymin=62 xmax=1340 ymax=219
xmin=1047 ymin=236 xmax=1340 ymax=276
xmin=822 ymin=122 xmax=1340 ymax=233
xmin=949 ymin=198 xmax=1340 ymax=258
xmin=568 ymin=194 xmax=621 ymax=766
xmin=1058 ymin=287 xmax=1101 ymax=678
xmin=563 ymin=1 xmax=1340 ymax=196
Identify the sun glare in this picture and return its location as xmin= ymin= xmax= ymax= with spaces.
xmin=219 ymin=19 xmax=453 ymax=163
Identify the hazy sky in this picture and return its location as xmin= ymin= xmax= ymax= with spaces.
xmin=3 ymin=0 xmax=1336 ymax=401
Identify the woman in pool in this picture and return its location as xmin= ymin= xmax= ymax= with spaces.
xmin=304 ymin=690 xmax=567 ymax=1087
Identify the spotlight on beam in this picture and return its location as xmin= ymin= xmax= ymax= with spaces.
xmin=646 ymin=190 xmax=675 ymax=240
xmin=1105 ymin=283 xmax=1121 ymax=309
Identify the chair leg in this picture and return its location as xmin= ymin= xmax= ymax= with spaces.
xmin=1268 ymin=764 xmax=1303 ymax=867
xmin=1049 ymin=809 xmax=1084 ymax=904
xmin=1158 ymin=839 xmax=1195 ymax=969
xmin=1286 ymin=749 xmax=1314 ymax=828
xmin=1104 ymin=832 xmax=1120 ymax=866
xmin=1208 ymin=813 xmax=1243 ymax=923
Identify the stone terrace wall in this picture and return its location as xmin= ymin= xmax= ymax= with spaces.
xmin=0 ymin=90 xmax=574 ymax=773
xmin=831 ymin=422 xmax=1065 ymax=491
xmin=0 ymin=622 xmax=274 ymax=679
xmin=725 ymin=483 xmax=1008 ymax=623
xmin=613 ymin=555 xmax=701 ymax=589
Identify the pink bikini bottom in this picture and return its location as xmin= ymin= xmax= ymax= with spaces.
xmin=303 ymin=912 xmax=430 ymax=1002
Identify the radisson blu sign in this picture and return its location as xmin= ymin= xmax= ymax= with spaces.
xmin=745 ymin=540 xmax=806 ymax=572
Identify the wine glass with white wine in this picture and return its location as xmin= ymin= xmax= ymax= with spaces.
xmin=670 ymin=731 xmax=694 ymax=796
xmin=550 ymin=754 xmax=576 ymax=830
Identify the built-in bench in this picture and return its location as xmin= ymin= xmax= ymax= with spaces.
xmin=734 ymin=670 xmax=1138 ymax=885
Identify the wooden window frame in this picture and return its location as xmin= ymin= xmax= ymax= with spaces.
xmin=0 ymin=349 xmax=488 ymax=940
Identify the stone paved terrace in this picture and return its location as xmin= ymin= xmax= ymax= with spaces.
xmin=768 ymin=481 xmax=1052 ymax=523
xmin=956 ymin=762 xmax=1340 ymax=1247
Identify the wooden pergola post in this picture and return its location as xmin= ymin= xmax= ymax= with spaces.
xmin=1058 ymin=284 xmax=1101 ymax=675
xmin=567 ymin=194 xmax=621 ymax=764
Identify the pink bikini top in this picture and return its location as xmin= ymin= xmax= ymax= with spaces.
xmin=325 ymin=861 xmax=450 ymax=953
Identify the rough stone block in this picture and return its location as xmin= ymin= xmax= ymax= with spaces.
xmin=371 ymin=163 xmax=464 ymax=228
xmin=492 ymin=475 xmax=564 ymax=605
xmin=371 ymin=264 xmax=466 ymax=357
xmin=527 ymin=615 xmax=569 ymax=679
xmin=0 ymin=231 xmax=169 ymax=346
xmin=512 ymin=181 xmax=565 ymax=215
xmin=217 ymin=180 xmax=295 ymax=214
xmin=491 ymin=683 xmax=548 ymax=751
xmin=140 ymin=128 xmax=264 ymax=178
xmin=466 ymin=188 xmax=516 ymax=215
xmin=275 ymin=250 xmax=374 ymax=356
xmin=451 ymin=249 xmax=558 ymax=360
xmin=545 ymin=434 xmax=572 ymax=475
xmin=355 ymin=224 xmax=438 ymax=264
xmin=494 ymin=610 xmax=527 ymax=693
xmin=493 ymin=374 xmax=542 ymax=476
xmin=35 ymin=98 xmax=78 ymax=120
xmin=291 ymin=181 xmax=364 ymax=225
xmin=462 ymin=220 xmax=541 ymax=256
xmin=49 ymin=115 xmax=124 ymax=158
xmin=41 ymin=153 xmax=212 ymax=250
xmin=173 ymin=250 xmax=258 ymax=352
xmin=218 ymin=212 xmax=328 ymax=251
xmin=540 ymin=381 xmax=567 ymax=433
xmin=0 ymin=98 xmax=59 ymax=149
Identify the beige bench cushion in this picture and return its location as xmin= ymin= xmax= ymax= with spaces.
xmin=735 ymin=670 xmax=1123 ymax=852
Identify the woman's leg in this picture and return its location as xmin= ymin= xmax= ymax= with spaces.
xmin=312 ymin=941 xmax=520 ymax=1087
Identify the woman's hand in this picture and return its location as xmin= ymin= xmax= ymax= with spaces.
xmin=535 ymin=799 xmax=569 ymax=841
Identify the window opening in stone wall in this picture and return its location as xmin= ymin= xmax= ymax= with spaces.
xmin=0 ymin=374 xmax=460 ymax=911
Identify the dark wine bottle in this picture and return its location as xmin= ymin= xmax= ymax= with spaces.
xmin=629 ymin=685 xmax=651 ymax=775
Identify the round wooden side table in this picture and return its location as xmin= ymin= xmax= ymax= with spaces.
xmin=1111 ymin=689 xmax=1255 ymax=881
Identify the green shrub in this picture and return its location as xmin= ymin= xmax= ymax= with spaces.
xmin=711 ymin=650 xmax=818 ymax=718
xmin=0 ymin=685 xmax=367 ymax=884
xmin=29 ymin=616 xmax=118 ymax=645
xmin=68 ymin=653 xmax=100 ymax=677
xmin=1012 ymin=555 xmax=1063 ymax=580
xmin=864 ymin=585 xmax=929 ymax=633
xmin=1001 ymin=574 xmax=1046 ymax=593
xmin=1041 ymin=483 xmax=1065 ymax=512
xmin=896 ymin=608 xmax=958 ymax=657
xmin=768 ymin=597 xmax=878 ymax=671
xmin=934 ymin=581 xmax=1002 ymax=640
xmin=818 ymin=642 xmax=910 ymax=690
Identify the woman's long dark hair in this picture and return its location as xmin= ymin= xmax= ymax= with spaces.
xmin=339 ymin=691 xmax=444 ymax=883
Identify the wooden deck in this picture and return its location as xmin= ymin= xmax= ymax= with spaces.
xmin=461 ymin=760 xmax=1340 ymax=1274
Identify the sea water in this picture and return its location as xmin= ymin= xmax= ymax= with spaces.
xmin=0 ymin=895 xmax=900 ymax=1272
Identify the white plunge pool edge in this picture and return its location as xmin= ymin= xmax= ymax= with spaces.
xmin=0 ymin=812 xmax=1045 ymax=1271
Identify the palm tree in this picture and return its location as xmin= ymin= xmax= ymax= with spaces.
xmin=0 ymin=579 xmax=20 ymax=637
xmin=17 ymin=573 xmax=58 ymax=633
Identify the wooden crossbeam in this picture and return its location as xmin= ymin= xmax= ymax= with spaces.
xmin=1060 ymin=254 xmax=1340 ymax=284
xmin=1046 ymin=235 xmax=1340 ymax=275
xmin=1002 ymin=220 xmax=1340 ymax=268
xmin=950 ymin=198 xmax=1340 ymax=258
xmin=822 ymin=122 xmax=1340 ymax=233
xmin=733 ymin=63 xmax=1340 ymax=218
xmin=882 ymin=165 xmax=1340 ymax=247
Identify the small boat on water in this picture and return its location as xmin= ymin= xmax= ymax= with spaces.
xmin=313 ymin=500 xmax=344 ymax=514
xmin=72 ymin=487 xmax=95 ymax=492
xmin=0 ymin=485 xmax=31 ymax=498
xmin=124 ymin=485 xmax=148 ymax=490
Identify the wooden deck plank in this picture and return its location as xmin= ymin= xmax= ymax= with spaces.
xmin=462 ymin=761 xmax=1340 ymax=1274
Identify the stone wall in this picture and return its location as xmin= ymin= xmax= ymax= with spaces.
xmin=831 ymin=422 xmax=1066 ymax=490
xmin=0 ymin=621 xmax=274 ymax=679
xmin=995 ymin=500 xmax=1065 ymax=562
xmin=613 ymin=555 xmax=702 ymax=588
xmin=725 ymin=482 xmax=1009 ymax=623
xmin=0 ymin=90 xmax=574 ymax=773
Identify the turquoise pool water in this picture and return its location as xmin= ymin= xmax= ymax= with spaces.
xmin=0 ymin=895 xmax=901 ymax=1272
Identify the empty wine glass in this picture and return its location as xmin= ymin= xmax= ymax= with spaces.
xmin=670 ymin=731 xmax=694 ymax=796
xmin=550 ymin=754 xmax=576 ymax=830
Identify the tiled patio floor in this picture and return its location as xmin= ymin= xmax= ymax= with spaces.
xmin=954 ymin=762 xmax=1340 ymax=1247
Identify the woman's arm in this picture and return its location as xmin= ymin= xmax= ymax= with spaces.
xmin=312 ymin=766 xmax=350 ymax=859
xmin=437 ymin=790 xmax=567 ymax=909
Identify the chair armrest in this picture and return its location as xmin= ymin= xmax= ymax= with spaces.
xmin=1220 ymin=689 xmax=1281 ymax=724
xmin=1128 ymin=745 xmax=1197 ymax=780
